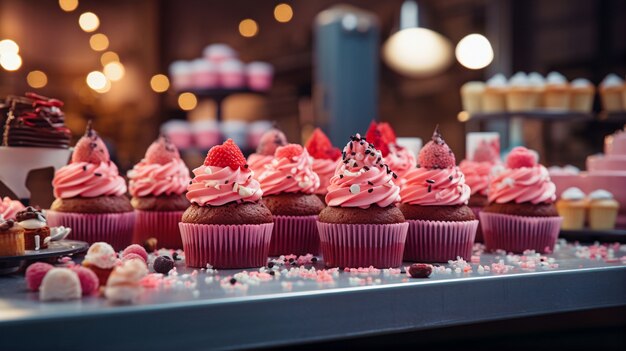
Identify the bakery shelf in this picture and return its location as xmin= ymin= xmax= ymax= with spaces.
xmin=560 ymin=229 xmax=626 ymax=243
xmin=0 ymin=242 xmax=624 ymax=350
xmin=460 ymin=110 xmax=594 ymax=122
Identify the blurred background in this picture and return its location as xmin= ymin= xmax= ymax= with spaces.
xmin=0 ymin=0 xmax=625 ymax=171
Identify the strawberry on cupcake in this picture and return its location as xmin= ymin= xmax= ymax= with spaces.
xmin=179 ymin=139 xmax=274 ymax=268
xmin=304 ymin=128 xmax=341 ymax=203
xmin=365 ymin=121 xmax=416 ymax=185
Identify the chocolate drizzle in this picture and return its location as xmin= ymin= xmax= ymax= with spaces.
xmin=15 ymin=206 xmax=46 ymax=223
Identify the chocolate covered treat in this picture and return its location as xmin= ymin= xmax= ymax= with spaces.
xmin=1 ymin=93 xmax=71 ymax=149
xmin=15 ymin=206 xmax=50 ymax=250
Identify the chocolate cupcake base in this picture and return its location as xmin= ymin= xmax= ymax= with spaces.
xmin=262 ymin=193 xmax=324 ymax=216
xmin=50 ymin=196 xmax=133 ymax=214
xmin=398 ymin=204 xmax=475 ymax=222
xmin=131 ymin=194 xmax=189 ymax=212
xmin=319 ymin=205 xmax=405 ymax=224
xmin=182 ymin=202 xmax=273 ymax=225
xmin=482 ymin=202 xmax=559 ymax=217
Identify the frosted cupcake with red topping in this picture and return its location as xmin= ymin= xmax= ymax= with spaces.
xmin=304 ymin=128 xmax=341 ymax=203
xmin=481 ymin=147 xmax=562 ymax=253
xmin=399 ymin=127 xmax=478 ymax=262
xmin=247 ymin=128 xmax=287 ymax=176
xmin=48 ymin=125 xmax=134 ymax=250
xmin=317 ymin=134 xmax=408 ymax=268
xmin=0 ymin=196 xmax=25 ymax=220
xmin=366 ymin=121 xmax=416 ymax=185
xmin=128 ymin=136 xmax=190 ymax=249
xmin=179 ymin=139 xmax=273 ymax=268
xmin=258 ymin=144 xmax=324 ymax=255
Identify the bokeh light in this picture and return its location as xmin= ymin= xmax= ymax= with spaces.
xmin=0 ymin=39 xmax=19 ymax=55
xmin=382 ymin=28 xmax=453 ymax=77
xmin=455 ymin=34 xmax=494 ymax=70
xmin=79 ymin=12 xmax=100 ymax=32
xmin=103 ymin=61 xmax=125 ymax=81
xmin=89 ymin=33 xmax=109 ymax=51
xmin=150 ymin=74 xmax=170 ymax=93
xmin=238 ymin=19 xmax=258 ymax=38
xmin=0 ymin=53 xmax=22 ymax=71
xmin=59 ymin=0 xmax=79 ymax=12
xmin=178 ymin=92 xmax=198 ymax=110
xmin=274 ymin=4 xmax=293 ymax=23
xmin=100 ymin=51 xmax=119 ymax=66
xmin=86 ymin=71 xmax=107 ymax=90
xmin=27 ymin=70 xmax=48 ymax=88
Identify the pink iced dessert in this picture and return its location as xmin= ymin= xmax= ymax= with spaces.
xmin=304 ymin=128 xmax=341 ymax=200
xmin=247 ymin=128 xmax=287 ymax=177
xmin=459 ymin=139 xmax=501 ymax=207
xmin=372 ymin=122 xmax=417 ymax=185
xmin=258 ymin=144 xmax=320 ymax=195
xmin=0 ymin=196 xmax=25 ymax=220
xmin=25 ymin=262 xmax=54 ymax=291
xmin=121 ymin=244 xmax=148 ymax=263
xmin=70 ymin=265 xmax=100 ymax=296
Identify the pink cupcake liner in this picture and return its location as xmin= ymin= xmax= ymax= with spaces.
xmin=470 ymin=206 xmax=484 ymax=242
xmin=479 ymin=212 xmax=563 ymax=254
xmin=179 ymin=222 xmax=273 ymax=269
xmin=269 ymin=215 xmax=320 ymax=256
xmin=404 ymin=219 xmax=478 ymax=263
xmin=46 ymin=211 xmax=135 ymax=251
xmin=133 ymin=210 xmax=184 ymax=250
xmin=317 ymin=222 xmax=409 ymax=268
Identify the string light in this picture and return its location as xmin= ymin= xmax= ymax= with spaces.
xmin=103 ymin=61 xmax=124 ymax=81
xmin=274 ymin=4 xmax=293 ymax=23
xmin=238 ymin=19 xmax=258 ymax=38
xmin=0 ymin=39 xmax=19 ymax=55
xmin=0 ymin=53 xmax=22 ymax=71
xmin=79 ymin=12 xmax=100 ymax=32
xmin=89 ymin=33 xmax=109 ymax=51
xmin=178 ymin=92 xmax=198 ymax=110
xmin=59 ymin=0 xmax=79 ymax=12
xmin=150 ymin=74 xmax=170 ymax=93
xmin=27 ymin=70 xmax=48 ymax=88
xmin=86 ymin=71 xmax=107 ymax=90
xmin=94 ymin=79 xmax=111 ymax=94
xmin=100 ymin=51 xmax=119 ymax=66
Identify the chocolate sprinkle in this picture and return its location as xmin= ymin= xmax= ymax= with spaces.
xmin=94 ymin=173 xmax=102 ymax=177
xmin=244 ymin=164 xmax=249 ymax=169
xmin=426 ymin=179 xmax=435 ymax=184
xmin=229 ymin=278 xmax=237 ymax=285
xmin=367 ymin=181 xmax=373 ymax=185
xmin=82 ymin=165 xmax=87 ymax=171
xmin=286 ymin=175 xmax=292 ymax=179
xmin=449 ymin=176 xmax=453 ymax=181
xmin=339 ymin=175 xmax=343 ymax=179
xmin=368 ymin=189 xmax=373 ymax=193
xmin=428 ymin=185 xmax=432 ymax=193
xmin=225 ymin=180 xmax=229 ymax=184
xmin=363 ymin=166 xmax=369 ymax=171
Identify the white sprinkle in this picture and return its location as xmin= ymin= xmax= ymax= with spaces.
xmin=356 ymin=153 xmax=364 ymax=161
xmin=298 ymin=181 xmax=311 ymax=189
xmin=349 ymin=184 xmax=360 ymax=194
xmin=232 ymin=183 xmax=239 ymax=192
xmin=204 ymin=167 xmax=212 ymax=174
xmin=238 ymin=186 xmax=254 ymax=197
xmin=291 ymin=167 xmax=297 ymax=174
xmin=503 ymin=177 xmax=515 ymax=187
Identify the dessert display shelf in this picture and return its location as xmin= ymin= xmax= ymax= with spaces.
xmin=460 ymin=110 xmax=593 ymax=122
xmin=560 ymin=229 xmax=626 ymax=243
xmin=0 ymin=240 xmax=88 ymax=275
xmin=188 ymin=88 xmax=264 ymax=123
xmin=0 ymin=242 xmax=624 ymax=350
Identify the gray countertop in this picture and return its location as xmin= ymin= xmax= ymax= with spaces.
xmin=0 ymin=240 xmax=625 ymax=350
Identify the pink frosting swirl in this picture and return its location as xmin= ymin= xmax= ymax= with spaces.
xmin=325 ymin=134 xmax=400 ymax=208
xmin=312 ymin=157 xmax=338 ymax=195
xmin=128 ymin=159 xmax=190 ymax=197
xmin=0 ymin=197 xmax=25 ymax=220
xmin=247 ymin=153 xmax=273 ymax=177
xmin=488 ymin=165 xmax=556 ymax=204
xmin=459 ymin=160 xmax=493 ymax=196
xmin=385 ymin=144 xmax=417 ymax=184
xmin=258 ymin=148 xmax=320 ymax=195
xmin=186 ymin=165 xmax=262 ymax=206
xmin=53 ymin=162 xmax=127 ymax=198
xmin=400 ymin=167 xmax=470 ymax=206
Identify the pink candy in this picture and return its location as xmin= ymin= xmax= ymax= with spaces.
xmin=71 ymin=266 xmax=100 ymax=295
xmin=122 ymin=244 xmax=148 ymax=262
xmin=25 ymin=262 xmax=54 ymax=291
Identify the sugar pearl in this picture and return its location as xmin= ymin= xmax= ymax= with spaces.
xmin=349 ymin=184 xmax=360 ymax=194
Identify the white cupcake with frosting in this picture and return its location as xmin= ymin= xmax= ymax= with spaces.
xmin=600 ymin=74 xmax=624 ymax=112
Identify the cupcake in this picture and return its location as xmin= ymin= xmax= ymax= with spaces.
xmin=180 ymin=139 xmax=273 ymax=268
xmin=599 ymin=74 xmax=624 ymax=112
xmin=556 ymin=187 xmax=587 ymax=230
xmin=460 ymin=81 xmax=486 ymax=114
xmin=569 ymin=78 xmax=595 ymax=113
xmin=128 ymin=136 xmax=190 ymax=249
xmin=587 ymin=189 xmax=619 ymax=230
xmin=459 ymin=139 xmax=500 ymax=242
xmin=304 ymin=128 xmax=341 ymax=203
xmin=318 ymin=134 xmax=408 ymax=268
xmin=82 ymin=242 xmax=120 ymax=286
xmin=482 ymin=74 xmax=508 ymax=113
xmin=399 ymin=127 xmax=477 ymax=262
xmin=15 ymin=206 xmax=49 ymax=250
xmin=367 ymin=121 xmax=417 ymax=185
xmin=247 ymin=128 xmax=287 ymax=176
xmin=481 ymin=147 xmax=562 ymax=253
xmin=258 ymin=144 xmax=324 ymax=255
xmin=544 ymin=72 xmax=570 ymax=110
xmin=0 ymin=196 xmax=25 ymax=220
xmin=528 ymin=72 xmax=546 ymax=107
xmin=0 ymin=219 xmax=25 ymax=256
xmin=47 ymin=125 xmax=134 ymax=250
xmin=506 ymin=72 xmax=536 ymax=112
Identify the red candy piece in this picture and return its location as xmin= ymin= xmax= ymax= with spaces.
xmin=408 ymin=263 xmax=433 ymax=278
xmin=365 ymin=121 xmax=390 ymax=157
xmin=275 ymin=144 xmax=304 ymax=159
xmin=305 ymin=128 xmax=341 ymax=160
xmin=25 ymin=262 xmax=54 ymax=291
xmin=418 ymin=126 xmax=455 ymax=169
xmin=145 ymin=136 xmax=180 ymax=165
xmin=506 ymin=146 xmax=537 ymax=169
xmin=71 ymin=124 xmax=110 ymax=164
xmin=378 ymin=122 xmax=397 ymax=144
xmin=70 ymin=265 xmax=100 ymax=295
xmin=204 ymin=139 xmax=247 ymax=169
xmin=256 ymin=128 xmax=287 ymax=156
xmin=122 ymin=244 xmax=148 ymax=262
